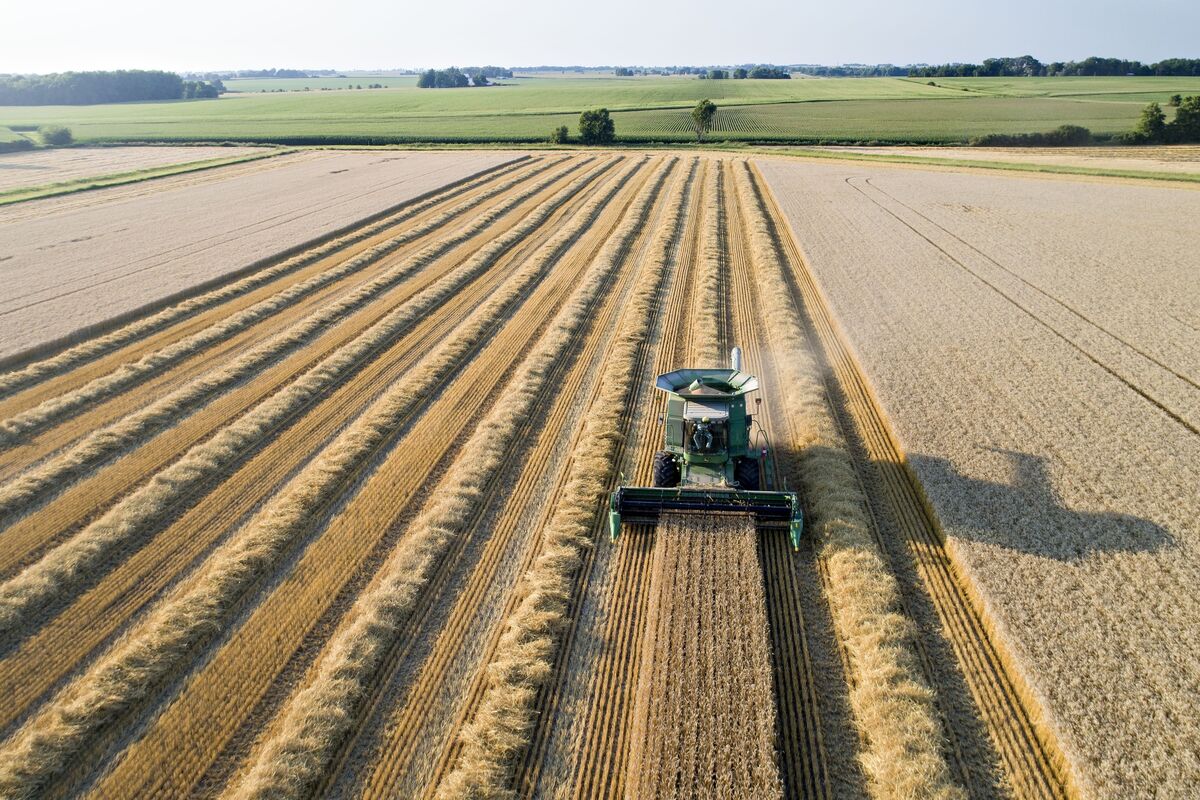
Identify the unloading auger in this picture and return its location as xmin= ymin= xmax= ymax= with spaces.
xmin=609 ymin=347 xmax=803 ymax=549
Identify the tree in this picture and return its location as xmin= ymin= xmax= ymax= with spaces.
xmin=1169 ymin=94 xmax=1182 ymax=107
xmin=707 ymin=69 xmax=727 ymax=80
xmin=550 ymin=125 xmax=570 ymax=144
xmin=39 ymin=125 xmax=73 ymax=146
xmin=747 ymin=65 xmax=790 ymax=79
xmin=732 ymin=68 xmax=748 ymax=79
xmin=0 ymin=70 xmax=184 ymax=105
xmin=691 ymin=99 xmax=716 ymax=142
xmin=1168 ymin=96 xmax=1200 ymax=142
xmin=1135 ymin=102 xmax=1167 ymax=142
xmin=417 ymin=67 xmax=472 ymax=89
xmin=578 ymin=108 xmax=615 ymax=144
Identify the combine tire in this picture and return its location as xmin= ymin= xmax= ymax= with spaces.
xmin=652 ymin=451 xmax=680 ymax=488
xmin=735 ymin=458 xmax=760 ymax=490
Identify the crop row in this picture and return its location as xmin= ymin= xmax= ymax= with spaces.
xmin=434 ymin=157 xmax=692 ymax=797
xmin=84 ymin=154 xmax=650 ymax=799
xmin=0 ymin=156 xmax=613 ymax=633
xmin=0 ymin=157 xmax=573 ymax=445
xmin=0 ymin=156 xmax=629 ymax=800
xmin=624 ymin=109 xmax=760 ymax=138
xmin=228 ymin=156 xmax=665 ymax=799
xmin=0 ymin=156 xmax=589 ymax=525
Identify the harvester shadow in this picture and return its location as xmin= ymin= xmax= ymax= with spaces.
xmin=907 ymin=448 xmax=1173 ymax=561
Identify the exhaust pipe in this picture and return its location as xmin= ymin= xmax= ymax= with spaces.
xmin=731 ymin=346 xmax=743 ymax=371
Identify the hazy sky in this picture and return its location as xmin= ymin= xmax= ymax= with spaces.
xmin=3 ymin=0 xmax=1197 ymax=73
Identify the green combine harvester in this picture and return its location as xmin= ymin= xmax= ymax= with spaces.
xmin=609 ymin=347 xmax=803 ymax=549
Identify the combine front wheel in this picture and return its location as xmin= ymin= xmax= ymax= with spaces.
xmin=652 ymin=451 xmax=680 ymax=487
xmin=735 ymin=458 xmax=760 ymax=490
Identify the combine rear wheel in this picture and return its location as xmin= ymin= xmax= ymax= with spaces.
xmin=652 ymin=451 xmax=680 ymax=487
xmin=735 ymin=458 xmax=760 ymax=490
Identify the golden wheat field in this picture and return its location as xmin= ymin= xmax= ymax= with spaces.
xmin=0 ymin=148 xmax=1191 ymax=799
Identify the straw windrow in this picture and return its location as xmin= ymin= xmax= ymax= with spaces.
xmin=0 ymin=156 xmax=643 ymax=800
xmin=690 ymin=159 xmax=724 ymax=368
xmin=0 ymin=156 xmax=540 ymax=399
xmin=226 ymin=156 xmax=672 ymax=800
xmin=0 ymin=157 xmax=620 ymax=642
xmin=0 ymin=157 xmax=573 ymax=444
xmin=432 ymin=157 xmax=693 ymax=799
xmin=0 ymin=157 xmax=592 ymax=522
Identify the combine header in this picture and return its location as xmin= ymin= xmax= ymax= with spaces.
xmin=609 ymin=348 xmax=803 ymax=549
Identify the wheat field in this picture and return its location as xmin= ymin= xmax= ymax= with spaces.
xmin=3 ymin=147 xmax=1182 ymax=798
xmin=759 ymin=156 xmax=1200 ymax=798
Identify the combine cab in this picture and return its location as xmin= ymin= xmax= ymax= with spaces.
xmin=609 ymin=348 xmax=802 ymax=549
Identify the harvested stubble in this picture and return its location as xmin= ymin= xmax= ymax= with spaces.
xmin=0 ymin=151 xmax=523 ymax=364
xmin=0 ymin=156 xmax=579 ymax=445
xmin=227 ymin=156 xmax=663 ymax=800
xmin=0 ymin=156 xmax=645 ymax=800
xmin=432 ymin=158 xmax=691 ymax=800
xmin=0 ymin=155 xmax=539 ymax=399
xmin=690 ymin=160 xmax=724 ymax=368
xmin=626 ymin=513 xmax=782 ymax=800
xmin=0 ymin=156 xmax=619 ymax=646
xmin=0 ymin=146 xmax=267 ymax=192
xmin=732 ymin=161 xmax=961 ymax=800
xmin=0 ymin=156 xmax=589 ymax=522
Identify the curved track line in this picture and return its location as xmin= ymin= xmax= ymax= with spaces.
xmin=843 ymin=176 xmax=1198 ymax=436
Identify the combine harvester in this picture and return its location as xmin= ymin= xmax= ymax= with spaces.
xmin=609 ymin=347 xmax=803 ymax=549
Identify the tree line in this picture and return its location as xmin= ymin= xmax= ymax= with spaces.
xmin=701 ymin=66 xmax=790 ymax=80
xmin=794 ymin=64 xmax=909 ymax=77
xmin=513 ymin=59 xmax=1200 ymax=79
xmin=968 ymin=95 xmax=1200 ymax=147
xmin=0 ymin=70 xmax=222 ymax=105
xmin=227 ymin=68 xmax=313 ymax=79
xmin=909 ymin=55 xmax=1200 ymax=78
xmin=1125 ymin=96 xmax=1200 ymax=143
xmin=416 ymin=66 xmax=510 ymax=88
